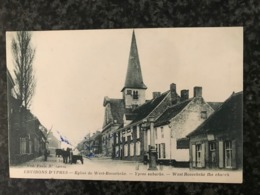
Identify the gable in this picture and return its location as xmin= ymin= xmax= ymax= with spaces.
xmin=187 ymin=92 xmax=243 ymax=137
xmin=130 ymin=91 xmax=170 ymax=124
xmin=102 ymin=98 xmax=125 ymax=128
xmin=155 ymin=99 xmax=191 ymax=127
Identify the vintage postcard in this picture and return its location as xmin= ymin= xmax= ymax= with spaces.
xmin=7 ymin=28 xmax=243 ymax=183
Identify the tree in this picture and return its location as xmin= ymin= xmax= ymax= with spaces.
xmin=12 ymin=31 xmax=36 ymax=109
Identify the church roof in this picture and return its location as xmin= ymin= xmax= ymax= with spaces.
xmin=121 ymin=31 xmax=147 ymax=91
xmin=187 ymin=91 xmax=243 ymax=137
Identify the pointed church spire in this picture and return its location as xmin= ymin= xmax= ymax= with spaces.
xmin=121 ymin=30 xmax=147 ymax=92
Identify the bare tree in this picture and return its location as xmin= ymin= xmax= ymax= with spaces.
xmin=12 ymin=31 xmax=36 ymax=109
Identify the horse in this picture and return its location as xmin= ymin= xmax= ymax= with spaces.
xmin=55 ymin=149 xmax=63 ymax=157
xmin=71 ymin=155 xmax=84 ymax=164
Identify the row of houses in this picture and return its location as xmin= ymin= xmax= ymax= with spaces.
xmin=77 ymin=131 xmax=102 ymax=156
xmin=80 ymin=31 xmax=242 ymax=170
xmin=7 ymin=70 xmax=58 ymax=165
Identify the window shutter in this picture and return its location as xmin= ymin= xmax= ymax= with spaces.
xmin=157 ymin=144 xmax=162 ymax=158
xmin=232 ymin=140 xmax=237 ymax=169
xmin=219 ymin=141 xmax=224 ymax=168
xmin=201 ymin=143 xmax=205 ymax=167
xmin=192 ymin=144 xmax=196 ymax=167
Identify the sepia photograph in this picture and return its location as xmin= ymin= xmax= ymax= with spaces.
xmin=6 ymin=27 xmax=243 ymax=183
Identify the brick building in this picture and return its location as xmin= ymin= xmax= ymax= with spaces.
xmin=7 ymin=70 xmax=47 ymax=165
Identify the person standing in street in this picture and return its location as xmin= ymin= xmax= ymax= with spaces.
xmin=44 ymin=148 xmax=48 ymax=161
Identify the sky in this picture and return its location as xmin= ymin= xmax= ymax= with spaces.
xmin=6 ymin=27 xmax=243 ymax=146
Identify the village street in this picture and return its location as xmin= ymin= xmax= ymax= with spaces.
xmin=10 ymin=154 xmax=240 ymax=183
xmin=11 ymin=154 xmax=180 ymax=172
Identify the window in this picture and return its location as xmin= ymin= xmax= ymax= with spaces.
xmin=34 ymin=137 xmax=39 ymax=153
xmin=196 ymin=143 xmax=205 ymax=167
xmin=196 ymin=144 xmax=202 ymax=167
xmin=136 ymin=141 xmax=140 ymax=156
xmin=133 ymin=91 xmax=139 ymax=99
xmin=115 ymin=146 xmax=119 ymax=157
xmin=116 ymin=133 xmax=119 ymax=144
xmin=156 ymin=144 xmax=159 ymax=158
xmin=209 ymin=142 xmax=216 ymax=168
xmin=160 ymin=143 xmax=166 ymax=159
xmin=127 ymin=90 xmax=132 ymax=95
xmin=201 ymin=111 xmax=207 ymax=119
xmin=225 ymin=141 xmax=232 ymax=168
xmin=28 ymin=139 xmax=32 ymax=154
xmin=161 ymin=127 xmax=164 ymax=138
xmin=155 ymin=128 xmax=157 ymax=139
xmin=20 ymin=137 xmax=27 ymax=154
xmin=209 ymin=142 xmax=216 ymax=151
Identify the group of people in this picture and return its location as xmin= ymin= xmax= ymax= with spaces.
xmin=62 ymin=147 xmax=73 ymax=164
xmin=43 ymin=147 xmax=72 ymax=163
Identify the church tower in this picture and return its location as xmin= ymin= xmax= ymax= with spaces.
xmin=121 ymin=30 xmax=147 ymax=109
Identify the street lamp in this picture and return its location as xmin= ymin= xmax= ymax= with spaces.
xmin=148 ymin=117 xmax=158 ymax=170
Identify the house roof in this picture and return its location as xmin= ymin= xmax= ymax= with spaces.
xmin=187 ymin=91 xmax=243 ymax=137
xmin=130 ymin=91 xmax=170 ymax=124
xmin=121 ymin=31 xmax=147 ymax=91
xmin=207 ymin=102 xmax=223 ymax=110
xmin=108 ymin=98 xmax=125 ymax=125
xmin=154 ymin=99 xmax=192 ymax=127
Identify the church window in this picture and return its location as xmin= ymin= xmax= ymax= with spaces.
xmin=133 ymin=91 xmax=139 ymax=99
xmin=127 ymin=90 xmax=132 ymax=95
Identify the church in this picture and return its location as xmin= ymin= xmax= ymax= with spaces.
xmin=101 ymin=30 xmax=147 ymax=157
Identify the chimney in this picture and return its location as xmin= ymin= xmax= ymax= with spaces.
xmin=170 ymin=83 xmax=178 ymax=104
xmin=181 ymin=90 xmax=189 ymax=101
xmin=103 ymin=96 xmax=110 ymax=106
xmin=152 ymin=92 xmax=161 ymax=99
xmin=194 ymin=87 xmax=202 ymax=97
